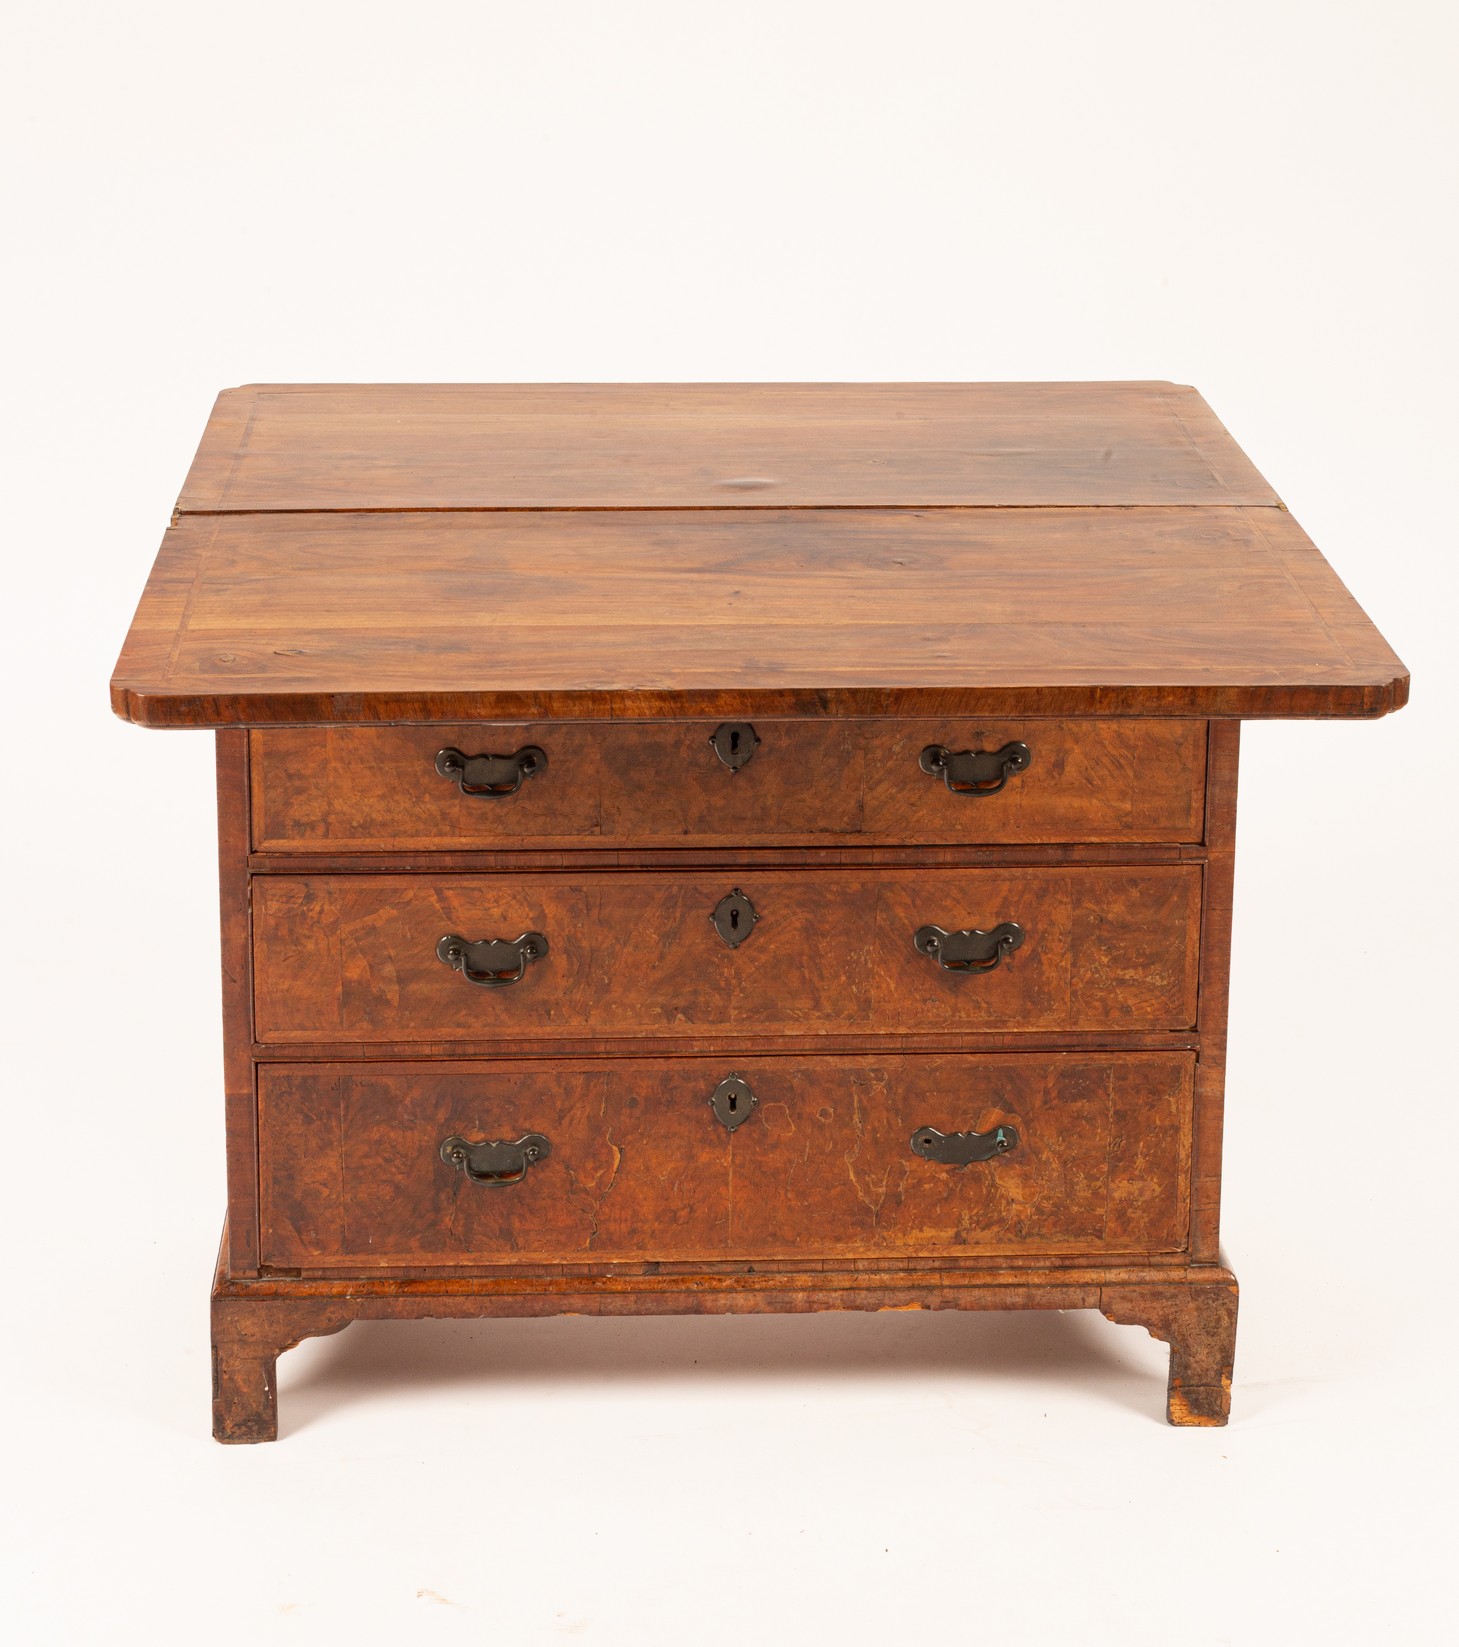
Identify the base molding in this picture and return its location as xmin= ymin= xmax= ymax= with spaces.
xmin=211 ymin=1240 xmax=1238 ymax=1441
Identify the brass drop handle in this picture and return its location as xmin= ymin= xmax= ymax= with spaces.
xmin=920 ymin=740 xmax=1030 ymax=796
xmin=915 ymin=921 xmax=1024 ymax=974
xmin=910 ymin=1124 xmax=1019 ymax=1165
xmin=436 ymin=932 xmax=548 ymax=987
xmin=440 ymin=1133 xmax=551 ymax=1186
xmin=436 ymin=745 xmax=546 ymax=797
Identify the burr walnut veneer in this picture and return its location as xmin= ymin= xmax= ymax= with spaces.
xmin=111 ymin=383 xmax=1407 ymax=1441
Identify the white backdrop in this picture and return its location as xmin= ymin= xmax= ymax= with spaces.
xmin=4 ymin=4 xmax=1454 ymax=1643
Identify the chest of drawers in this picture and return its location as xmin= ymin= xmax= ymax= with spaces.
xmin=110 ymin=382 xmax=1407 ymax=1441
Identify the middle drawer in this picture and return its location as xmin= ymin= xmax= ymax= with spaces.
xmin=253 ymin=866 xmax=1202 ymax=1044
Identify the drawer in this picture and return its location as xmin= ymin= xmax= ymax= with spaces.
xmin=250 ymin=719 xmax=1208 ymax=851
xmin=257 ymin=1052 xmax=1195 ymax=1268
xmin=252 ymin=866 xmax=1202 ymax=1044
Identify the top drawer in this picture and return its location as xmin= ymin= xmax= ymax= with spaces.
xmin=251 ymin=719 xmax=1207 ymax=852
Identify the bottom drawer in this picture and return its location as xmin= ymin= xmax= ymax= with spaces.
xmin=258 ymin=1053 xmax=1194 ymax=1269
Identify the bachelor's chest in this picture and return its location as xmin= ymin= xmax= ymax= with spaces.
xmin=110 ymin=382 xmax=1407 ymax=1440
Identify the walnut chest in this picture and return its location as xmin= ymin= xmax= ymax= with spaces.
xmin=110 ymin=382 xmax=1408 ymax=1440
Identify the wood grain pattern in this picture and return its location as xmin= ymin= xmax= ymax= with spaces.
xmin=1190 ymin=721 xmax=1239 ymax=1260
xmin=250 ymin=1029 xmax=1199 ymax=1064
xmin=177 ymin=382 xmax=1278 ymax=513
xmin=115 ymin=381 xmax=1407 ymax=728
xmin=210 ymin=1244 xmax=1239 ymax=1439
xmin=109 ymin=382 xmax=1405 ymax=1439
xmin=250 ymin=719 xmax=1208 ymax=851
xmin=110 ymin=506 xmax=1408 ymax=726
xmin=256 ymin=1053 xmax=1194 ymax=1268
xmin=1102 ymin=1278 xmax=1239 ymax=1426
xmin=247 ymin=843 xmax=1196 ymax=874
xmin=211 ymin=1285 xmax=351 ymax=1444
xmin=116 ymin=503 xmax=1416 ymax=731
xmin=215 ymin=733 xmax=259 ymax=1274
xmin=264 ymin=1249 xmax=1201 ymax=1282
xmin=251 ymin=866 xmax=1203 ymax=1045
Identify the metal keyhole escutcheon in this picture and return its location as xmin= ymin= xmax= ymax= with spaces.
xmin=709 ymin=1075 xmax=758 ymax=1131
xmin=710 ymin=722 xmax=760 ymax=771
xmin=711 ymin=888 xmax=759 ymax=947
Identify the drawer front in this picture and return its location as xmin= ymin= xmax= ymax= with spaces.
xmin=252 ymin=866 xmax=1201 ymax=1044
xmin=258 ymin=1052 xmax=1194 ymax=1268
xmin=250 ymin=719 xmax=1207 ymax=851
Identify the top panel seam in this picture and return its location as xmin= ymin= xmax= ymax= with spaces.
xmin=172 ymin=500 xmax=1288 ymax=518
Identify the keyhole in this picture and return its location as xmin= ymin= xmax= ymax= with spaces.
xmin=712 ymin=888 xmax=756 ymax=947
xmin=711 ymin=723 xmax=758 ymax=772
xmin=727 ymin=1092 xmax=739 ymax=1114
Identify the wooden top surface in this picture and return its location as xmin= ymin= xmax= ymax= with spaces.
xmin=113 ymin=383 xmax=1406 ymax=726
xmin=177 ymin=382 xmax=1278 ymax=512
xmin=113 ymin=479 xmax=1407 ymax=727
